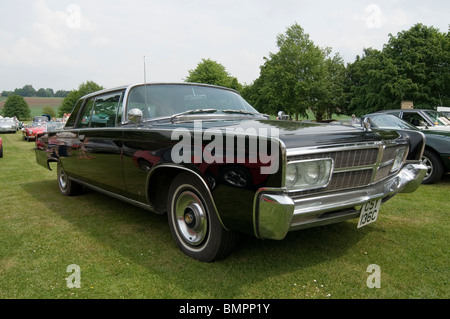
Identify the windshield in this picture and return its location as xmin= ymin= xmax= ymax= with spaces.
xmin=28 ymin=122 xmax=45 ymax=128
xmin=126 ymin=84 xmax=259 ymax=120
xmin=423 ymin=110 xmax=450 ymax=126
xmin=369 ymin=114 xmax=418 ymax=131
xmin=0 ymin=119 xmax=15 ymax=126
xmin=46 ymin=121 xmax=66 ymax=131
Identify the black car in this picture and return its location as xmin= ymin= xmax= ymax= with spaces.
xmin=364 ymin=113 xmax=450 ymax=184
xmin=35 ymin=83 xmax=427 ymax=262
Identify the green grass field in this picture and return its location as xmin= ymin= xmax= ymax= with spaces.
xmin=0 ymin=132 xmax=448 ymax=299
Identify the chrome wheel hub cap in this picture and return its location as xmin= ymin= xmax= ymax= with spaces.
xmin=175 ymin=190 xmax=208 ymax=246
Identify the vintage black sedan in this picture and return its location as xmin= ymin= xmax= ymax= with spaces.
xmin=364 ymin=113 xmax=450 ymax=184
xmin=35 ymin=83 xmax=427 ymax=262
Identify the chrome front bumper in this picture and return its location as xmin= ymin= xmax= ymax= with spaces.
xmin=254 ymin=163 xmax=427 ymax=240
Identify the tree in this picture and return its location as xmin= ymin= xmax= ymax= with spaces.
xmin=54 ymin=90 xmax=70 ymax=98
xmin=2 ymin=95 xmax=31 ymax=120
xmin=42 ymin=106 xmax=57 ymax=119
xmin=58 ymin=81 xmax=103 ymax=117
xmin=185 ymin=58 xmax=242 ymax=91
xmin=36 ymin=88 xmax=54 ymax=97
xmin=14 ymin=84 xmax=36 ymax=97
xmin=346 ymin=23 xmax=450 ymax=115
xmin=246 ymin=23 xmax=345 ymax=121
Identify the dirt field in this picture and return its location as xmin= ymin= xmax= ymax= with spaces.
xmin=0 ymin=97 xmax=64 ymax=109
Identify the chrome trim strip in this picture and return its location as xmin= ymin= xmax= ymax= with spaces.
xmin=69 ymin=177 xmax=157 ymax=213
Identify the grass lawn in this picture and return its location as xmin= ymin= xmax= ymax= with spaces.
xmin=0 ymin=131 xmax=448 ymax=299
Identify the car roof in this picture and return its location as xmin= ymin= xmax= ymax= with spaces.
xmin=79 ymin=82 xmax=239 ymax=100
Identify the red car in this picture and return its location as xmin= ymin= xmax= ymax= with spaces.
xmin=22 ymin=123 xmax=46 ymax=141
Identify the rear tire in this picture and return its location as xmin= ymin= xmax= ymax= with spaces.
xmin=57 ymin=162 xmax=83 ymax=196
xmin=167 ymin=172 xmax=239 ymax=262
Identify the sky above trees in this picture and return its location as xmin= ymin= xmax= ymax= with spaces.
xmin=1 ymin=0 xmax=449 ymax=92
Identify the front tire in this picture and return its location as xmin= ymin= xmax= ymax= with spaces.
xmin=167 ymin=172 xmax=239 ymax=262
xmin=57 ymin=162 xmax=83 ymax=196
xmin=422 ymin=149 xmax=443 ymax=184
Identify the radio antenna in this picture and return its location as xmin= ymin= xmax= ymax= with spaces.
xmin=143 ymin=55 xmax=148 ymax=113
xmin=143 ymin=55 xmax=147 ymax=84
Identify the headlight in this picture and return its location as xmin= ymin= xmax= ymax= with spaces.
xmin=391 ymin=147 xmax=408 ymax=172
xmin=285 ymin=158 xmax=333 ymax=190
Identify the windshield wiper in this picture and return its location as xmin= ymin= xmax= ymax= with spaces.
xmin=223 ymin=109 xmax=269 ymax=119
xmin=169 ymin=108 xmax=269 ymax=123
xmin=170 ymin=109 xmax=219 ymax=123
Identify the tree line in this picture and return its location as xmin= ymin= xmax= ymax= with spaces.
xmin=1 ymin=85 xmax=70 ymax=98
xmin=2 ymin=23 xmax=449 ymax=122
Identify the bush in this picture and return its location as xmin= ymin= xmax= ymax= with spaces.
xmin=2 ymin=95 xmax=31 ymax=120
xmin=42 ymin=106 xmax=57 ymax=119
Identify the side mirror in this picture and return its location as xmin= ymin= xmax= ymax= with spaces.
xmin=362 ymin=117 xmax=372 ymax=132
xmin=127 ymin=108 xmax=143 ymax=127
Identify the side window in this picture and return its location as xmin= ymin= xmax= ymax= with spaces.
xmin=90 ymin=92 xmax=122 ymax=128
xmin=76 ymin=98 xmax=95 ymax=128
xmin=116 ymin=92 xmax=125 ymax=124
xmin=402 ymin=113 xmax=428 ymax=127
xmin=75 ymin=91 xmax=124 ymax=128
xmin=65 ymin=99 xmax=84 ymax=127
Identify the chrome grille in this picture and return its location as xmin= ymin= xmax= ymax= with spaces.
xmin=287 ymin=143 xmax=407 ymax=198
xmin=288 ymin=148 xmax=379 ymax=169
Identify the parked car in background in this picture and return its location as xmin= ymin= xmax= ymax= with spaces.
xmin=364 ymin=113 xmax=450 ymax=184
xmin=437 ymin=106 xmax=450 ymax=118
xmin=33 ymin=115 xmax=50 ymax=123
xmin=376 ymin=109 xmax=450 ymax=131
xmin=23 ymin=121 xmax=65 ymax=142
xmin=0 ymin=118 xmax=18 ymax=133
xmin=35 ymin=83 xmax=427 ymax=262
xmin=22 ymin=122 xmax=46 ymax=141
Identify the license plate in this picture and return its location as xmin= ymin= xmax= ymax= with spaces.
xmin=357 ymin=198 xmax=382 ymax=228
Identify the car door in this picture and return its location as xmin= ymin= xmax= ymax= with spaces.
xmin=73 ymin=90 xmax=127 ymax=195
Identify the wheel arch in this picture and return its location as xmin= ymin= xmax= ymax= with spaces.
xmin=146 ymin=164 xmax=228 ymax=229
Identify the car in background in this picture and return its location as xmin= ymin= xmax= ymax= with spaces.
xmin=437 ymin=106 xmax=450 ymax=118
xmin=33 ymin=115 xmax=50 ymax=123
xmin=0 ymin=118 xmax=18 ymax=133
xmin=23 ymin=121 xmax=65 ymax=142
xmin=364 ymin=113 xmax=450 ymax=184
xmin=0 ymin=137 xmax=3 ymax=158
xmin=22 ymin=122 xmax=46 ymax=141
xmin=376 ymin=109 xmax=450 ymax=132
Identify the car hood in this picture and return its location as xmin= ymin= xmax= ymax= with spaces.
xmin=148 ymin=118 xmax=400 ymax=149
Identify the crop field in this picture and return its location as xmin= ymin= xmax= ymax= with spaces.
xmin=0 ymin=131 xmax=448 ymax=300
xmin=0 ymin=97 xmax=63 ymax=118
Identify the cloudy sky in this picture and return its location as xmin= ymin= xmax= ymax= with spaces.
xmin=0 ymin=0 xmax=448 ymax=92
